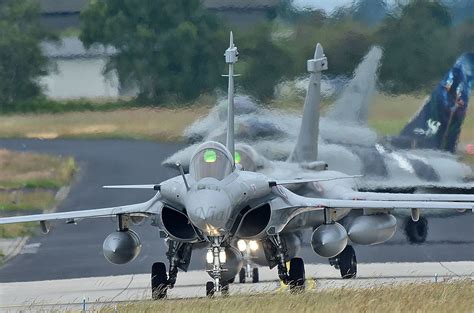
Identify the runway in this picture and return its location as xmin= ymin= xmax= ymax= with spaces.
xmin=0 ymin=139 xmax=472 ymax=285
xmin=0 ymin=262 xmax=472 ymax=311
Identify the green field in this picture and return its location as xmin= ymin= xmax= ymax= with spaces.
xmin=102 ymin=280 xmax=473 ymax=313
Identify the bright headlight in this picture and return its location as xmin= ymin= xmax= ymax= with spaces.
xmin=206 ymin=250 xmax=213 ymax=264
xmin=237 ymin=239 xmax=247 ymax=252
xmin=219 ymin=249 xmax=226 ymax=263
xmin=249 ymin=240 xmax=258 ymax=251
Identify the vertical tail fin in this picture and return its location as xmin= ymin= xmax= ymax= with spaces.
xmin=392 ymin=53 xmax=474 ymax=152
xmin=225 ymin=31 xmax=238 ymax=164
xmin=288 ymin=43 xmax=328 ymax=163
xmin=326 ymin=46 xmax=382 ymax=124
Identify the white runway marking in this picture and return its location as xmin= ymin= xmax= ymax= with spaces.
xmin=0 ymin=261 xmax=472 ymax=311
xmin=19 ymin=243 xmax=41 ymax=255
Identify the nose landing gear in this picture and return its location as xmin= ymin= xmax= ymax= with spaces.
xmin=206 ymin=236 xmax=226 ymax=297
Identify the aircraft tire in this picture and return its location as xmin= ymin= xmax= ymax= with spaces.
xmin=221 ymin=281 xmax=230 ymax=297
xmin=252 ymin=268 xmax=259 ymax=283
xmin=239 ymin=267 xmax=246 ymax=283
xmin=339 ymin=245 xmax=357 ymax=279
xmin=151 ymin=262 xmax=168 ymax=300
xmin=404 ymin=216 xmax=428 ymax=244
xmin=288 ymin=257 xmax=305 ymax=293
xmin=206 ymin=281 xmax=215 ymax=297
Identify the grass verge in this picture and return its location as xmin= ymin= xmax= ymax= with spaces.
xmin=0 ymin=150 xmax=77 ymax=239
xmin=104 ymin=280 xmax=473 ymax=313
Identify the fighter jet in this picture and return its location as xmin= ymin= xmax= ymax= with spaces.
xmin=0 ymin=34 xmax=472 ymax=299
xmin=165 ymin=50 xmax=474 ymax=191
xmin=164 ymin=46 xmax=473 ymax=244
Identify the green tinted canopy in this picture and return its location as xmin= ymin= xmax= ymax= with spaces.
xmin=203 ymin=149 xmax=217 ymax=163
xmin=234 ymin=151 xmax=241 ymax=164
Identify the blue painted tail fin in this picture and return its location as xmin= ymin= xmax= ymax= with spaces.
xmin=390 ymin=53 xmax=474 ymax=152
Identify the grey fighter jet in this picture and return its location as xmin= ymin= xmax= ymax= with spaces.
xmin=165 ymin=48 xmax=474 ymax=190
xmin=0 ymin=34 xmax=472 ymax=299
xmin=164 ymin=43 xmax=473 ymax=245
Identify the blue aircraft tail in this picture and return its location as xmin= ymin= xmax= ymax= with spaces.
xmin=388 ymin=53 xmax=474 ymax=152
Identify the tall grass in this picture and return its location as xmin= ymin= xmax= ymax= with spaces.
xmin=103 ymin=280 xmax=473 ymax=313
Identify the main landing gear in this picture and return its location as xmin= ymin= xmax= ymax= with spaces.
xmin=329 ymin=245 xmax=357 ymax=279
xmin=151 ymin=240 xmax=192 ymax=300
xmin=239 ymin=266 xmax=259 ymax=283
xmin=404 ymin=216 xmax=428 ymax=244
xmin=269 ymin=234 xmax=306 ymax=293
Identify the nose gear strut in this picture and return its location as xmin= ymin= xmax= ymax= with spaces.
xmin=206 ymin=236 xmax=226 ymax=295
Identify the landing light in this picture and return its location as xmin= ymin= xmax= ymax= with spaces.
xmin=237 ymin=239 xmax=247 ymax=252
xmin=249 ymin=240 xmax=258 ymax=251
xmin=219 ymin=249 xmax=226 ymax=263
xmin=206 ymin=250 xmax=213 ymax=264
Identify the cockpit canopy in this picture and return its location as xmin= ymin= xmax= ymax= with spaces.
xmin=189 ymin=142 xmax=234 ymax=181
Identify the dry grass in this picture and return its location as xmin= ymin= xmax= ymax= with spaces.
xmin=0 ymin=190 xmax=56 ymax=212
xmin=0 ymin=93 xmax=471 ymax=144
xmin=0 ymin=150 xmax=77 ymax=239
xmin=0 ymin=149 xmax=77 ymax=189
xmin=0 ymin=107 xmax=210 ymax=141
xmin=104 ymin=280 xmax=473 ymax=313
xmin=0 ymin=222 xmax=36 ymax=238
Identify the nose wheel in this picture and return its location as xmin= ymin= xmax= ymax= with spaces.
xmin=206 ymin=280 xmax=230 ymax=297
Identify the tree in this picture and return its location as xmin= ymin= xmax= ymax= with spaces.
xmin=236 ymin=23 xmax=295 ymax=102
xmin=0 ymin=0 xmax=50 ymax=109
xmin=289 ymin=16 xmax=374 ymax=78
xmin=377 ymin=0 xmax=454 ymax=93
xmin=80 ymin=0 xmax=226 ymax=104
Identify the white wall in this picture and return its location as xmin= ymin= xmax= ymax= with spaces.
xmin=41 ymin=58 xmax=121 ymax=100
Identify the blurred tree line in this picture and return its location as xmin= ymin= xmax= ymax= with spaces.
xmin=0 ymin=0 xmax=472 ymax=109
xmin=0 ymin=0 xmax=52 ymax=110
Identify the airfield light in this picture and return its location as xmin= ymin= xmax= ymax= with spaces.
xmin=203 ymin=149 xmax=217 ymax=163
xmin=219 ymin=249 xmax=227 ymax=263
xmin=234 ymin=151 xmax=241 ymax=164
xmin=237 ymin=239 xmax=247 ymax=252
xmin=249 ymin=240 xmax=258 ymax=251
xmin=206 ymin=250 xmax=213 ymax=264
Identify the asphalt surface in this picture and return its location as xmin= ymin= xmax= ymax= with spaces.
xmin=0 ymin=139 xmax=472 ymax=283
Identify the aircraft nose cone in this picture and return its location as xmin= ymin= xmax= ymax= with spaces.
xmin=185 ymin=189 xmax=232 ymax=236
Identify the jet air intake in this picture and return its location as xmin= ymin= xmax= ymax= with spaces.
xmin=311 ymin=222 xmax=348 ymax=258
xmin=103 ymin=229 xmax=142 ymax=264
xmin=348 ymin=214 xmax=397 ymax=245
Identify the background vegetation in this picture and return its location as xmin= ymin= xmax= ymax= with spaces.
xmin=0 ymin=0 xmax=472 ymax=110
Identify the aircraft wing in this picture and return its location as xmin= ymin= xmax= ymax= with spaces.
xmin=270 ymin=175 xmax=362 ymax=186
xmin=0 ymin=194 xmax=163 ymax=225
xmin=103 ymin=184 xmax=160 ymax=190
xmin=268 ymin=187 xmax=472 ymax=233
xmin=344 ymin=191 xmax=474 ymax=202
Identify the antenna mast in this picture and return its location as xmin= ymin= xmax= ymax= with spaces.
xmin=225 ymin=31 xmax=238 ymax=165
